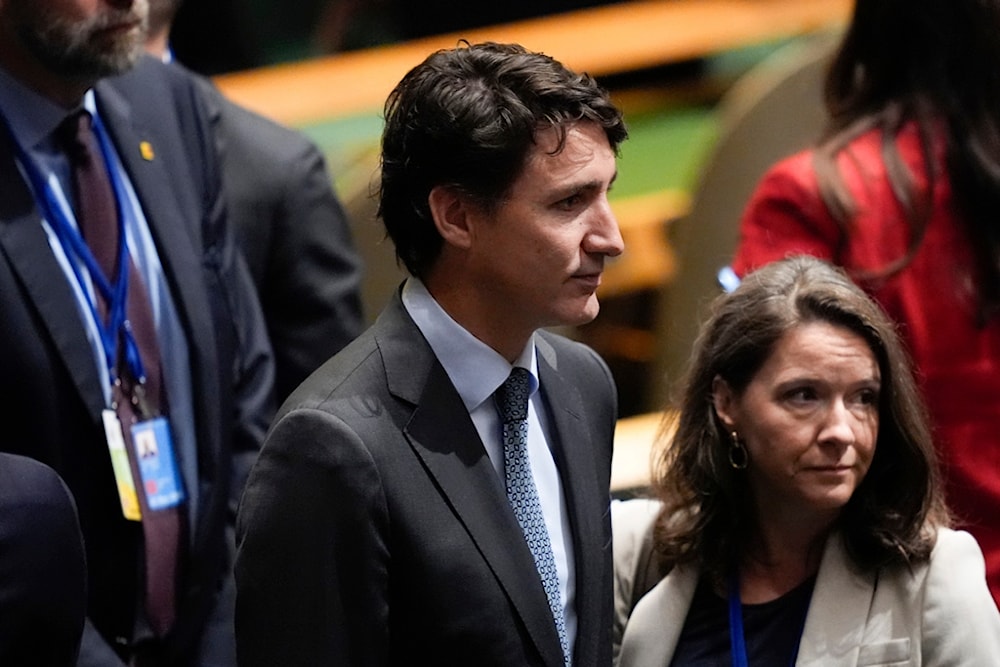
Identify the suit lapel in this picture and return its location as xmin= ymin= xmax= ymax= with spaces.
xmin=619 ymin=563 xmax=699 ymax=667
xmin=622 ymin=533 xmax=875 ymax=667
xmin=93 ymin=82 xmax=213 ymax=352
xmin=94 ymin=82 xmax=221 ymax=526
xmin=796 ymin=532 xmax=872 ymax=666
xmin=0 ymin=125 xmax=106 ymax=422
xmin=536 ymin=336 xmax=608 ymax=665
xmin=377 ymin=296 xmax=565 ymax=667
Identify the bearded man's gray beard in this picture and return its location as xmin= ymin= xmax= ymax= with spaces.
xmin=10 ymin=0 xmax=150 ymax=81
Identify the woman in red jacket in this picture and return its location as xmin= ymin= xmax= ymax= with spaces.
xmin=732 ymin=0 xmax=1000 ymax=608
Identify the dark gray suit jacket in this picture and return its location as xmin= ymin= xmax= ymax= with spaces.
xmin=236 ymin=290 xmax=618 ymax=666
xmin=194 ymin=76 xmax=364 ymax=402
xmin=0 ymin=56 xmax=273 ymax=665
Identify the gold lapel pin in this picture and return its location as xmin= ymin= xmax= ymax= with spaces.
xmin=139 ymin=141 xmax=155 ymax=161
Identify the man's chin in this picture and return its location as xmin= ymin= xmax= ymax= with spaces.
xmin=552 ymin=296 xmax=602 ymax=329
xmin=31 ymin=40 xmax=144 ymax=82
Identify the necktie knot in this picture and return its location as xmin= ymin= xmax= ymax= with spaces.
xmin=494 ymin=367 xmax=531 ymax=424
xmin=56 ymin=109 xmax=95 ymax=164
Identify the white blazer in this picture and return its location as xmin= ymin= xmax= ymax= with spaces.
xmin=614 ymin=500 xmax=1000 ymax=666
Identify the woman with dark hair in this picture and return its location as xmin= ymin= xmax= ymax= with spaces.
xmin=731 ymin=0 xmax=1000 ymax=607
xmin=614 ymin=257 xmax=1000 ymax=665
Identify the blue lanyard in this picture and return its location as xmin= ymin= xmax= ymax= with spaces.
xmin=727 ymin=572 xmax=804 ymax=667
xmin=3 ymin=112 xmax=146 ymax=384
xmin=728 ymin=572 xmax=751 ymax=667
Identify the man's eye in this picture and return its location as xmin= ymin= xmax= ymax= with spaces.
xmin=556 ymin=194 xmax=582 ymax=210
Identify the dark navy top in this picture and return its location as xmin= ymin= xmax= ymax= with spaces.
xmin=669 ymin=574 xmax=816 ymax=666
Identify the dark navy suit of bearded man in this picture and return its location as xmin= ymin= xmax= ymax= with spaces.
xmin=0 ymin=53 xmax=273 ymax=665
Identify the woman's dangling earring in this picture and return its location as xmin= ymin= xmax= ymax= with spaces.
xmin=728 ymin=431 xmax=748 ymax=470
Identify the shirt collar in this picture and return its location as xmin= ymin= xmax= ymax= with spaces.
xmin=0 ymin=65 xmax=97 ymax=152
xmin=401 ymin=277 xmax=539 ymax=413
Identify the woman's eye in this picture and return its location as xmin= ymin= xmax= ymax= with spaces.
xmin=855 ymin=388 xmax=880 ymax=406
xmin=785 ymin=387 xmax=817 ymax=403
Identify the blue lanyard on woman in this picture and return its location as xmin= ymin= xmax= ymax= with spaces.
xmin=728 ymin=572 xmax=805 ymax=667
xmin=4 ymin=112 xmax=147 ymax=385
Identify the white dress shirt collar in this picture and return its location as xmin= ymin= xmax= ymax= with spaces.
xmin=401 ymin=277 xmax=539 ymax=412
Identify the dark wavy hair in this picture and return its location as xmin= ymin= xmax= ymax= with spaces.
xmin=377 ymin=41 xmax=627 ymax=278
xmin=652 ymin=256 xmax=948 ymax=585
xmin=815 ymin=0 xmax=1000 ymax=324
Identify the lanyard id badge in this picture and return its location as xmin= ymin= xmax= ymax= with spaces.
xmin=131 ymin=416 xmax=186 ymax=511
xmin=102 ymin=409 xmax=142 ymax=521
xmin=102 ymin=410 xmax=186 ymax=519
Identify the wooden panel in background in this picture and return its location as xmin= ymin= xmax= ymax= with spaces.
xmin=611 ymin=410 xmax=674 ymax=493
xmin=214 ymin=0 xmax=850 ymax=125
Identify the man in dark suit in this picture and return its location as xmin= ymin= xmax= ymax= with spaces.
xmin=205 ymin=96 xmax=364 ymax=400
xmin=147 ymin=0 xmax=365 ymax=402
xmin=0 ymin=453 xmax=87 ymax=666
xmin=0 ymin=0 xmax=273 ymax=664
xmin=236 ymin=42 xmax=627 ymax=666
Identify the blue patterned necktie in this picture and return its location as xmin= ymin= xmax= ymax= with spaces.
xmin=494 ymin=367 xmax=570 ymax=666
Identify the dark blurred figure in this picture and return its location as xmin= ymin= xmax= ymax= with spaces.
xmin=168 ymin=0 xmax=262 ymax=74
xmin=0 ymin=453 xmax=86 ymax=667
xmin=149 ymin=0 xmax=366 ymax=402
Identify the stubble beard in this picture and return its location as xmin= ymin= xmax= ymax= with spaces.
xmin=10 ymin=0 xmax=150 ymax=82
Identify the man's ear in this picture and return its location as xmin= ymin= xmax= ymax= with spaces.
xmin=428 ymin=185 xmax=473 ymax=250
xmin=711 ymin=375 xmax=737 ymax=430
